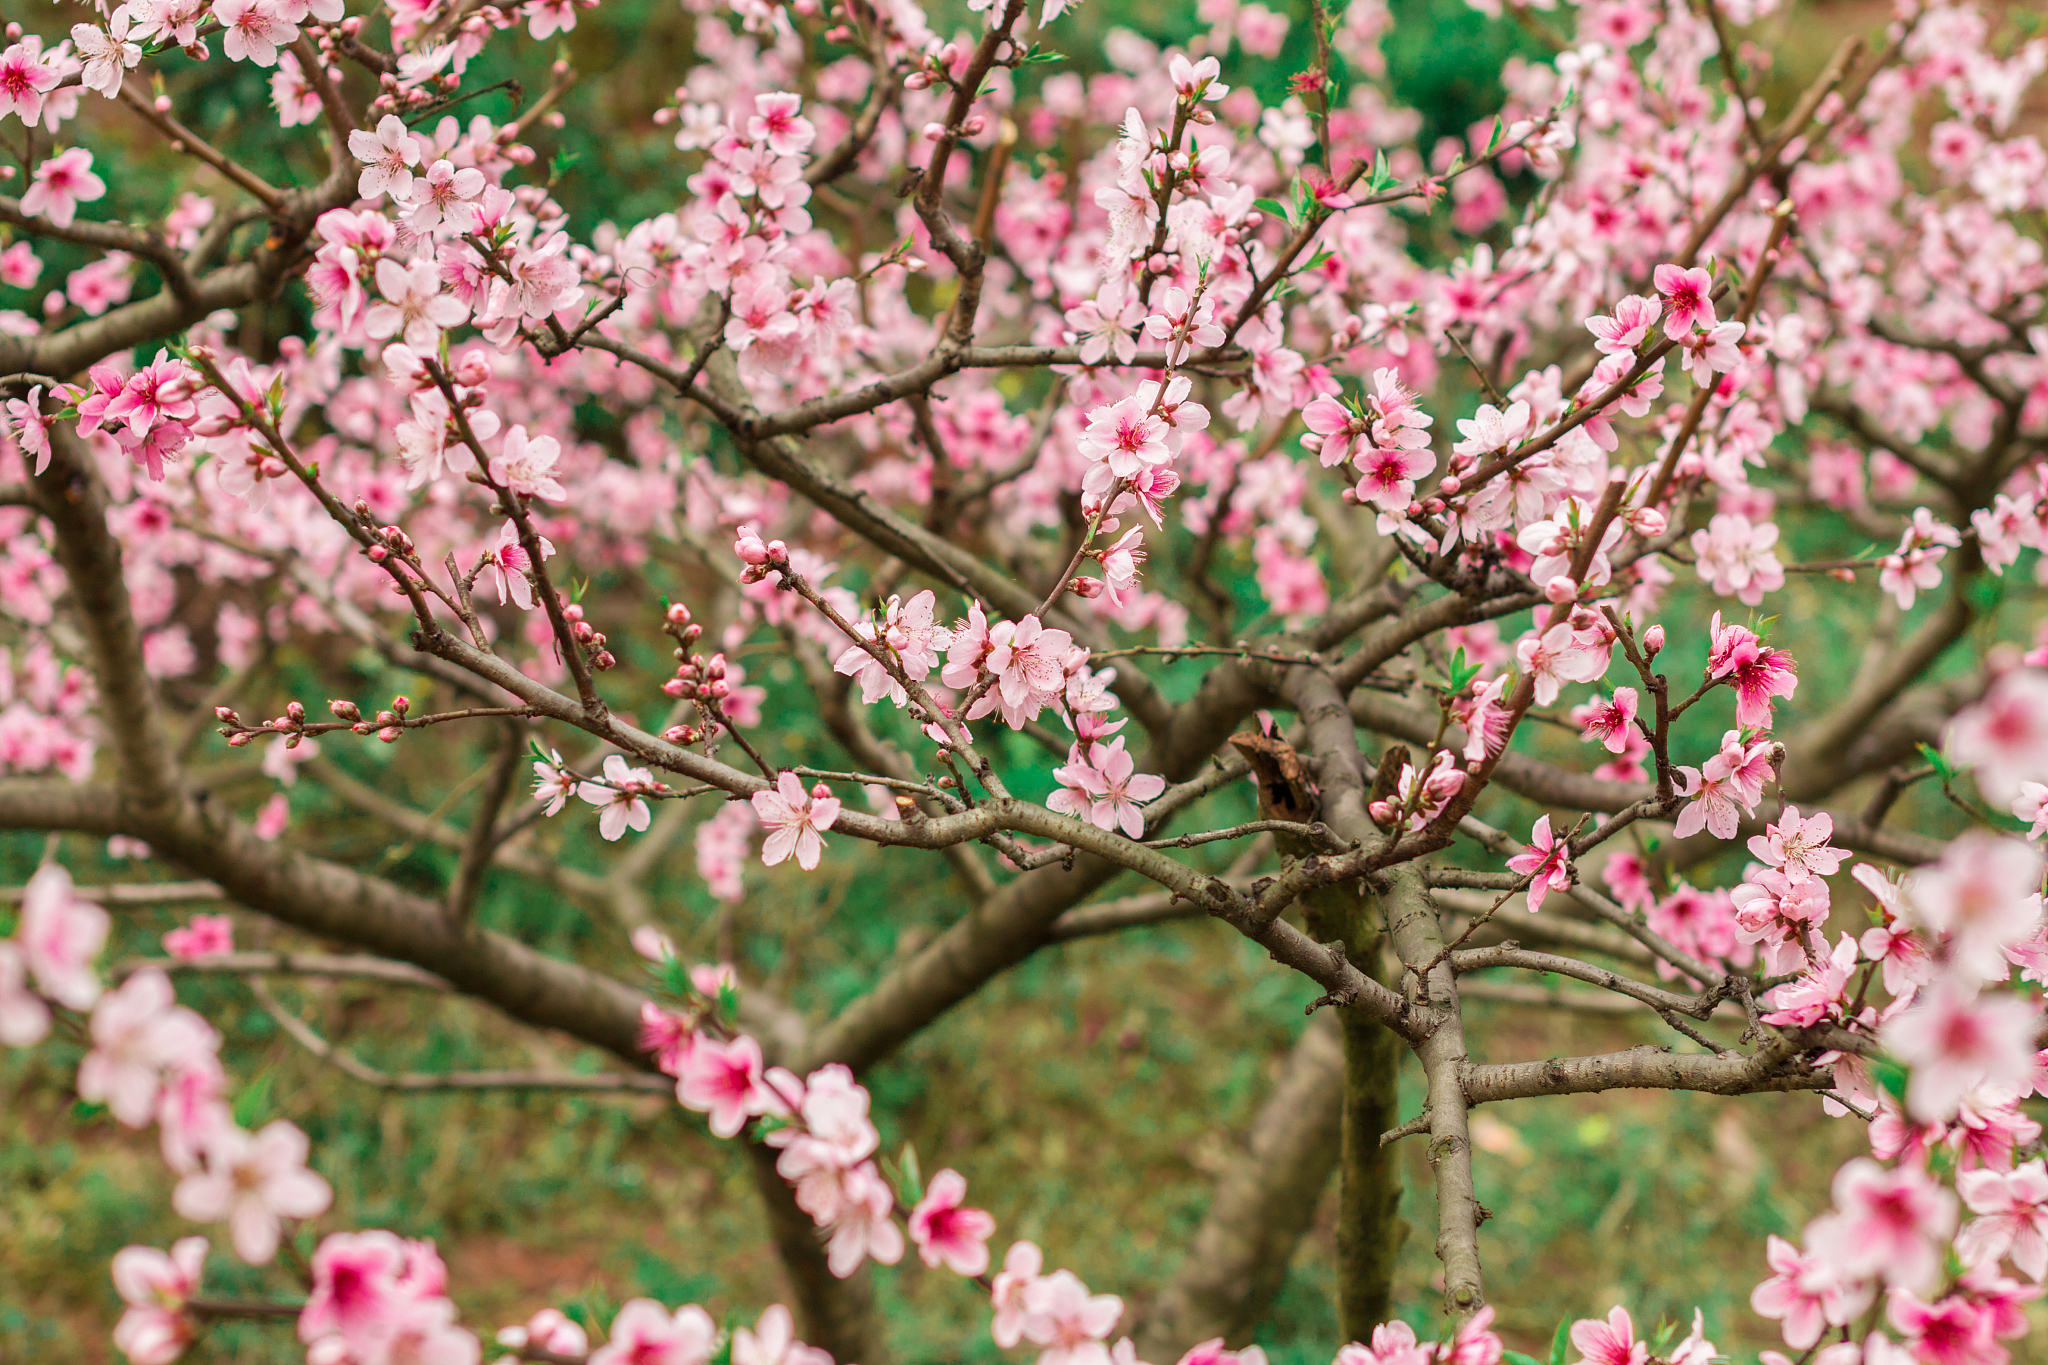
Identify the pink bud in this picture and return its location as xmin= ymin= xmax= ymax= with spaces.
xmin=593 ymin=651 xmax=617 ymax=670
xmin=811 ymin=782 xmax=831 ymax=801
xmin=1438 ymin=476 xmax=1461 ymax=495
xmin=1543 ymin=576 xmax=1579 ymax=604
xmin=1071 ymin=576 xmax=1105 ymax=599
xmin=329 ymin=700 xmax=360 ymax=721
xmin=392 ymin=696 xmax=411 ymax=714
xmin=226 ymin=731 xmax=252 ymax=747
xmin=663 ymin=679 xmax=689 ymax=698
xmin=905 ymin=71 xmax=931 ymax=90
xmin=922 ymin=122 xmax=947 ymax=141
xmin=563 ymin=602 xmax=585 ymax=622
xmin=285 ymin=701 xmax=306 ymax=723
xmin=1643 ymin=625 xmax=1665 ymax=655
xmin=215 ymin=706 xmax=238 ymax=722
xmin=377 ymin=726 xmax=403 ymax=742
xmin=665 ymin=603 xmax=691 ymax=625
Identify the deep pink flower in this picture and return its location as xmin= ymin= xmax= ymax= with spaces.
xmin=1569 ymin=1306 xmax=1646 ymax=1365
xmin=590 ymin=1300 xmax=716 ymax=1365
xmin=909 ymin=1168 xmax=996 ymax=1276
xmin=1507 ymin=815 xmax=1573 ymax=913
xmin=1808 ymin=1157 xmax=1958 ymax=1292
xmin=675 ymin=1035 xmax=775 ymax=1138
xmin=1653 ymin=263 xmax=1716 ymax=337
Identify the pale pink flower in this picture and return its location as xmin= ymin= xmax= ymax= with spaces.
xmin=365 ymin=256 xmax=468 ymax=350
xmin=1507 ymin=815 xmax=1572 ymax=913
xmin=823 ymin=1161 xmax=904 ymax=1278
xmin=79 ymin=969 xmax=218 ymax=1127
xmin=1751 ymin=1234 xmax=1872 ymax=1350
xmin=992 ymin=1241 xmax=1044 ymax=1349
xmin=910 ymin=1168 xmax=997 ymax=1276
xmin=1904 ymin=832 xmax=2045 ymax=984
xmin=172 ymin=1120 xmax=333 ymax=1264
xmin=1884 ymin=978 xmax=2041 ymax=1122
xmin=731 ymin=1305 xmax=831 ymax=1365
xmin=2012 ymin=782 xmax=2048 ymax=841
xmin=1022 ymin=1269 xmax=1123 ymax=1365
xmin=675 ymin=1034 xmax=775 ymax=1138
xmin=1947 ymin=671 xmax=2048 ymax=805
xmin=1078 ymin=396 xmax=1169 ymax=478
xmin=1515 ymin=621 xmax=1606 ymax=706
xmin=111 ymin=1237 xmax=209 ymax=1365
xmin=1747 ymin=807 xmax=1844 ymax=885
xmin=1691 ymin=514 xmax=1784 ymax=606
xmin=348 ymin=114 xmax=422 ymax=201
xmin=1808 ymin=1157 xmax=1958 ymax=1291
xmin=489 ymin=425 xmax=567 ymax=501
xmin=0 ymin=943 xmax=51 ymax=1046
xmin=1586 ymin=294 xmax=1661 ymax=353
xmin=747 ymin=93 xmax=816 ymax=157
xmin=590 ymin=1301 xmax=716 ymax=1365
xmin=497 ymin=1309 xmax=590 ymax=1362
xmin=212 ymin=0 xmax=297 ymax=65
xmin=480 ymin=520 xmax=554 ymax=611
xmin=1080 ymin=737 xmax=1165 ymax=838
xmin=406 ymin=159 xmax=485 ymax=233
xmin=530 ymin=749 xmax=577 ymax=816
xmin=1451 ymin=400 xmax=1530 ymax=457
xmin=72 ymin=16 xmax=141 ymax=98
xmin=21 ymin=148 xmax=108 ymax=229
xmin=577 ymin=754 xmax=656 ymax=841
xmin=18 ymin=861 xmax=109 ymax=1009
xmin=750 ymin=772 xmax=840 ymax=871
xmin=1957 ymin=1161 xmax=2048 ymax=1281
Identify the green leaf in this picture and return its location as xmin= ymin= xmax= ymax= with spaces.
xmin=898 ymin=1143 xmax=924 ymax=1204
xmin=1253 ymin=197 xmax=1290 ymax=224
xmin=1370 ymin=148 xmax=1394 ymax=193
xmin=1448 ymin=646 xmax=1482 ymax=695
xmin=1869 ymin=1056 xmax=1909 ymax=1103
xmin=1503 ymin=1353 xmax=1546 ymax=1365
xmin=716 ymin=979 xmax=740 ymax=1024
xmin=233 ymin=1069 xmax=275 ymax=1129
xmin=1548 ymin=1319 xmax=1571 ymax=1365
xmin=1917 ymin=742 xmax=1958 ymax=784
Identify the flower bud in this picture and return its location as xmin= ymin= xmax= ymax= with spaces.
xmin=1643 ymin=625 xmax=1665 ymax=656
xmin=368 ymin=544 xmax=389 ymax=562
xmin=1070 ymin=576 xmax=1105 ymax=598
xmin=593 ymin=651 xmax=617 ymax=671
xmin=226 ymin=731 xmax=252 ymax=747
xmin=665 ymin=603 xmax=691 ymax=625
xmin=563 ymin=602 xmax=585 ymax=622
xmin=286 ymin=701 xmax=306 ymax=723
xmin=392 ymin=696 xmax=411 ymax=714
xmin=663 ymin=679 xmax=689 ymax=698
xmin=572 ymin=621 xmax=596 ymax=643
xmin=377 ymin=726 xmax=403 ymax=742
xmin=682 ymin=623 xmax=702 ymax=644
xmin=705 ymin=654 xmax=726 ymax=680
xmin=329 ymin=700 xmax=361 ymax=721
xmin=1543 ymin=576 xmax=1579 ymax=604
xmin=215 ymin=706 xmax=238 ymax=722
xmin=905 ymin=71 xmax=931 ymax=90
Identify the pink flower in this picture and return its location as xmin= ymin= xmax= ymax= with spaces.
xmin=675 ymin=1034 xmax=776 ymax=1138
xmin=747 ymin=92 xmax=817 ymax=157
xmin=992 ymin=1241 xmax=1044 ymax=1349
xmin=0 ymin=943 xmax=51 ymax=1046
xmin=909 ymin=1168 xmax=996 ymax=1276
xmin=1747 ymin=807 xmax=1843 ymax=884
xmin=163 ymin=915 xmax=234 ymax=960
xmin=299 ymin=1231 xmax=410 ymax=1354
xmin=79 ymin=969 xmax=218 ymax=1127
xmin=1885 ymin=1291 xmax=2005 ymax=1365
xmin=1905 ymin=832 xmax=2045 ymax=984
xmin=18 ymin=861 xmax=109 ymax=1009
xmin=1576 ymin=687 xmax=1639 ymax=753
xmin=1751 ymin=1234 xmax=1873 ymax=1350
xmin=364 ymin=255 xmax=469 ymax=350
xmin=577 ymin=755 xmax=657 ymax=841
xmin=731 ymin=1305 xmax=831 ymax=1365
xmin=639 ymin=1002 xmax=696 ymax=1076
xmin=1353 ymin=444 xmax=1436 ymax=512
xmin=1444 ymin=1306 xmax=1505 ymax=1365
xmin=1334 ymin=1322 xmax=1430 ymax=1365
xmin=212 ymin=0 xmax=297 ymax=64
xmin=20 ymin=148 xmax=107 ymax=230
xmin=1569 ymin=1307 xmax=1646 ymax=1365
xmin=1078 ymin=395 xmax=1169 ymax=478
xmin=822 ymin=1160 xmax=904 ymax=1278
xmin=983 ymin=615 xmax=1074 ymax=725
xmin=1884 ymin=978 xmax=2040 ymax=1123
xmin=1507 ymin=814 xmax=1573 ymax=913
xmin=1691 ymin=515 xmax=1784 ymax=606
xmin=1078 ymin=737 xmax=1165 ymax=838
xmin=111 ymin=1237 xmax=209 ymax=1365
xmin=1022 ymin=1269 xmax=1124 ymax=1365
xmin=1516 ymin=621 xmax=1606 ymax=706
xmin=1808 ymin=1157 xmax=1958 ymax=1291
xmin=489 ymin=424 xmax=567 ymax=501
xmin=347 ymin=114 xmax=422 ymax=201
xmin=480 ymin=520 xmax=555 ymax=611
xmin=1948 ymin=671 xmax=2048 ymax=805
xmin=172 ymin=1120 xmax=333 ymax=1264
xmin=1586 ymin=294 xmax=1661 ymax=353
xmin=750 ymin=772 xmax=840 ymax=870
xmin=1957 ymin=1160 xmax=2048 ymax=1281
xmin=0 ymin=40 xmax=60 ymax=125
xmin=1653 ymin=263 xmax=1716 ymax=337
xmin=590 ymin=1300 xmax=716 ymax=1365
